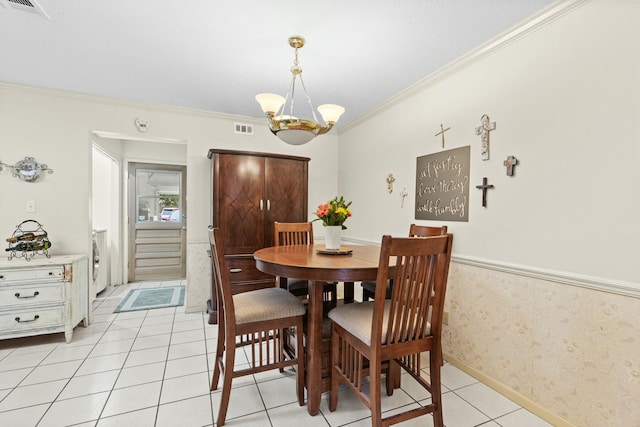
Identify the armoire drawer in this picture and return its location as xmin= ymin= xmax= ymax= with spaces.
xmin=0 ymin=284 xmax=64 ymax=307
xmin=225 ymin=256 xmax=274 ymax=284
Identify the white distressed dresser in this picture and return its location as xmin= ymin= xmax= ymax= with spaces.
xmin=0 ymin=255 xmax=89 ymax=343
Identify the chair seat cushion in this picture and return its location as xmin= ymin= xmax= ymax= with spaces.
xmin=329 ymin=302 xmax=432 ymax=345
xmin=328 ymin=301 xmax=391 ymax=345
xmin=233 ymin=288 xmax=306 ymax=325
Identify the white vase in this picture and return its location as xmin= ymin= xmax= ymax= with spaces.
xmin=324 ymin=226 xmax=342 ymax=250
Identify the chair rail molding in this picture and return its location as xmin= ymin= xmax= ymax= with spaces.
xmin=343 ymin=237 xmax=639 ymax=299
xmin=453 ymin=254 xmax=640 ymax=299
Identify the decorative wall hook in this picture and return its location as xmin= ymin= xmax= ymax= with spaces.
xmin=0 ymin=157 xmax=53 ymax=182
xmin=386 ymin=173 xmax=396 ymax=193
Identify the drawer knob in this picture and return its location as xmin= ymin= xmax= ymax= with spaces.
xmin=229 ymin=268 xmax=242 ymax=273
xmin=15 ymin=291 xmax=40 ymax=299
xmin=15 ymin=315 xmax=40 ymax=323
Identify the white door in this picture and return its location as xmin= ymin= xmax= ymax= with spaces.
xmin=128 ymin=163 xmax=186 ymax=281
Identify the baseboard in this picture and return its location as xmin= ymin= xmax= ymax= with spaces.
xmin=443 ymin=354 xmax=578 ymax=427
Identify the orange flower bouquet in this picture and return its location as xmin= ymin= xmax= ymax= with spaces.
xmin=314 ymin=196 xmax=352 ymax=230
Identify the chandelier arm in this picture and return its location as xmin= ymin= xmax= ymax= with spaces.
xmin=316 ymin=124 xmax=335 ymax=136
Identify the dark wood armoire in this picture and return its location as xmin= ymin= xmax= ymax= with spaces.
xmin=206 ymin=149 xmax=310 ymax=323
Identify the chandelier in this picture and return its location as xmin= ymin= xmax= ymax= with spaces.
xmin=256 ymin=36 xmax=345 ymax=145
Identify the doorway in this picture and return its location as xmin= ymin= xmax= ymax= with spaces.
xmin=91 ymin=144 xmax=121 ymax=298
xmin=128 ymin=162 xmax=187 ymax=281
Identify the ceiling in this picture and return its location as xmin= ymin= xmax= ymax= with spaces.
xmin=0 ymin=0 xmax=558 ymax=128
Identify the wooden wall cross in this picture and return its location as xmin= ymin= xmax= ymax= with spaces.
xmin=435 ymin=123 xmax=451 ymax=148
xmin=504 ymin=155 xmax=518 ymax=176
xmin=475 ymin=114 xmax=496 ymax=160
xmin=475 ymin=177 xmax=494 ymax=207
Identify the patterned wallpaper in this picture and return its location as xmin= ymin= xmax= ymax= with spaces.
xmin=443 ymin=262 xmax=640 ymax=427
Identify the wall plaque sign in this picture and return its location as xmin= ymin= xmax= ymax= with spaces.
xmin=415 ymin=145 xmax=470 ymax=222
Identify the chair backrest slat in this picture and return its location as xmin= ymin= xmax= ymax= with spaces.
xmin=372 ymin=234 xmax=453 ymax=347
xmin=274 ymin=222 xmax=314 ymax=247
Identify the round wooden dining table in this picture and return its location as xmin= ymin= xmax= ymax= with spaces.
xmin=254 ymin=243 xmax=383 ymax=415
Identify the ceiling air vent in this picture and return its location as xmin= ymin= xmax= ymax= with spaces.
xmin=234 ymin=123 xmax=253 ymax=135
xmin=0 ymin=0 xmax=50 ymax=18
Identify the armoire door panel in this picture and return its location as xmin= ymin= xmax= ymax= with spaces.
xmin=264 ymin=157 xmax=308 ymax=246
xmin=216 ymin=154 xmax=265 ymax=254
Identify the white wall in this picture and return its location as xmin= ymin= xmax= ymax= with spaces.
xmin=338 ymin=1 xmax=640 ymax=426
xmin=339 ymin=0 xmax=640 ymax=287
xmin=0 ymin=85 xmax=339 ymax=312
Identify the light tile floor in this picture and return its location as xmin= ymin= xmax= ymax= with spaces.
xmin=0 ymin=280 xmax=553 ymax=427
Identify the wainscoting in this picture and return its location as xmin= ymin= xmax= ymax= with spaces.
xmin=443 ymin=261 xmax=640 ymax=427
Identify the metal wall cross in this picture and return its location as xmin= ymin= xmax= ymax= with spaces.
xmin=435 ymin=123 xmax=451 ymax=148
xmin=475 ymin=114 xmax=496 ymax=160
xmin=475 ymin=177 xmax=494 ymax=207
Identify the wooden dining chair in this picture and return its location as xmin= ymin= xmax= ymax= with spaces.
xmin=274 ymin=221 xmax=337 ymax=301
xmin=329 ymin=233 xmax=454 ymax=427
xmin=208 ymin=226 xmax=306 ymax=426
xmin=361 ymin=224 xmax=447 ymax=301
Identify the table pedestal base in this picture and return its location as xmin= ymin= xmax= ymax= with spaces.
xmin=284 ymin=284 xmax=400 ymax=416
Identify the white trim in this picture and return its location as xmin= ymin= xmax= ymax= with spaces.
xmin=453 ymin=255 xmax=640 ymax=299
xmin=93 ymin=131 xmax=186 ymax=145
xmin=341 ymin=236 xmax=640 ymax=299
xmin=91 ymin=142 xmax=118 ymax=162
xmin=340 ymin=0 xmax=591 ymax=133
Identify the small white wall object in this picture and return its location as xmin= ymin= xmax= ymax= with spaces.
xmin=134 ymin=117 xmax=149 ymax=132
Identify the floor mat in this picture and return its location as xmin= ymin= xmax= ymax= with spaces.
xmin=113 ymin=286 xmax=185 ymax=313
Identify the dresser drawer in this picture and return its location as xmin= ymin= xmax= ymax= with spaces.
xmin=0 ymin=284 xmax=64 ymax=307
xmin=225 ymin=256 xmax=274 ymax=284
xmin=0 ymin=266 xmax=65 ymax=285
xmin=0 ymin=306 xmax=65 ymax=332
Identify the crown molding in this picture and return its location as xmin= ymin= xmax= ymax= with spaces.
xmin=0 ymin=81 xmax=262 ymax=124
